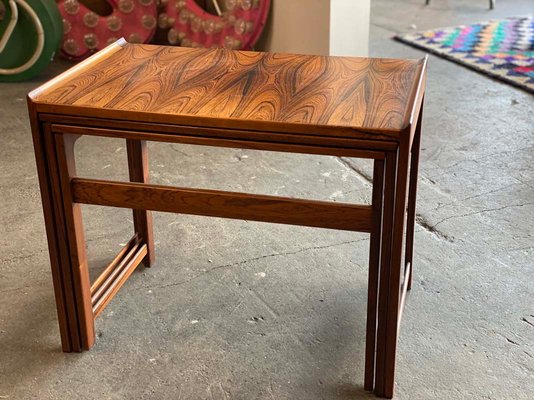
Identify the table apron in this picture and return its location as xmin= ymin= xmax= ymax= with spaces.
xmin=49 ymin=123 xmax=398 ymax=159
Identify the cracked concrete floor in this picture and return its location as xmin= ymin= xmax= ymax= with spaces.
xmin=1 ymin=0 xmax=533 ymax=399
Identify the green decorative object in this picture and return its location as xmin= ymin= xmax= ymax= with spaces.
xmin=0 ymin=0 xmax=62 ymax=82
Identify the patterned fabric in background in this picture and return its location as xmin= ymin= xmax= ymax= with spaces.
xmin=395 ymin=16 xmax=534 ymax=94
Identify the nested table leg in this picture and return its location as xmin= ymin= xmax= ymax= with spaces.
xmin=126 ymin=139 xmax=155 ymax=267
xmin=405 ymin=108 xmax=423 ymax=290
xmin=375 ymin=141 xmax=411 ymax=398
xmin=32 ymin=124 xmax=74 ymax=352
xmin=365 ymin=159 xmax=385 ymax=391
xmin=45 ymin=131 xmax=95 ymax=351
xmin=374 ymin=150 xmax=398 ymax=398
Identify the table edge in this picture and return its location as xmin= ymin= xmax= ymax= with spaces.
xmin=28 ymin=38 xmax=128 ymax=100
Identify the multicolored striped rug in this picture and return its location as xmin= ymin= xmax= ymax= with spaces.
xmin=395 ymin=16 xmax=534 ymax=93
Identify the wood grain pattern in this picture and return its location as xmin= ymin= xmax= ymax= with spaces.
xmin=71 ymin=178 xmax=373 ymax=233
xmin=29 ymin=42 xmax=425 ymax=138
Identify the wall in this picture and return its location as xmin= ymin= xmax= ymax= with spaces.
xmin=256 ymin=0 xmax=370 ymax=57
xmin=256 ymin=0 xmax=330 ymax=55
xmin=329 ymin=0 xmax=370 ymax=56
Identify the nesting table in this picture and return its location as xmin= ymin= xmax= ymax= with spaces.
xmin=28 ymin=40 xmax=427 ymax=398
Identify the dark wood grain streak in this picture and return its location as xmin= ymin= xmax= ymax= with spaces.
xmin=71 ymin=178 xmax=373 ymax=233
xmin=29 ymin=42 xmax=425 ymax=139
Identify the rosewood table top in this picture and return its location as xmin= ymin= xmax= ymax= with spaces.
xmin=29 ymin=39 xmax=425 ymax=139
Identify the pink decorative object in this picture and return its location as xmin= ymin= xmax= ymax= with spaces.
xmin=58 ymin=0 xmax=158 ymax=59
xmin=164 ymin=0 xmax=270 ymax=50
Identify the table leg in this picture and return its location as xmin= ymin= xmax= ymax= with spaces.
xmin=52 ymin=133 xmax=95 ymax=351
xmin=33 ymin=124 xmax=75 ymax=352
xmin=375 ymin=142 xmax=411 ymax=398
xmin=405 ymin=108 xmax=423 ymax=290
xmin=374 ymin=150 xmax=397 ymax=398
xmin=364 ymin=158 xmax=385 ymax=391
xmin=126 ymin=139 xmax=155 ymax=267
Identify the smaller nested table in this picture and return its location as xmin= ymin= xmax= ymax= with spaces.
xmin=28 ymin=40 xmax=427 ymax=398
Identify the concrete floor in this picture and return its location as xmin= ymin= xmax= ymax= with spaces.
xmin=1 ymin=0 xmax=533 ymax=399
